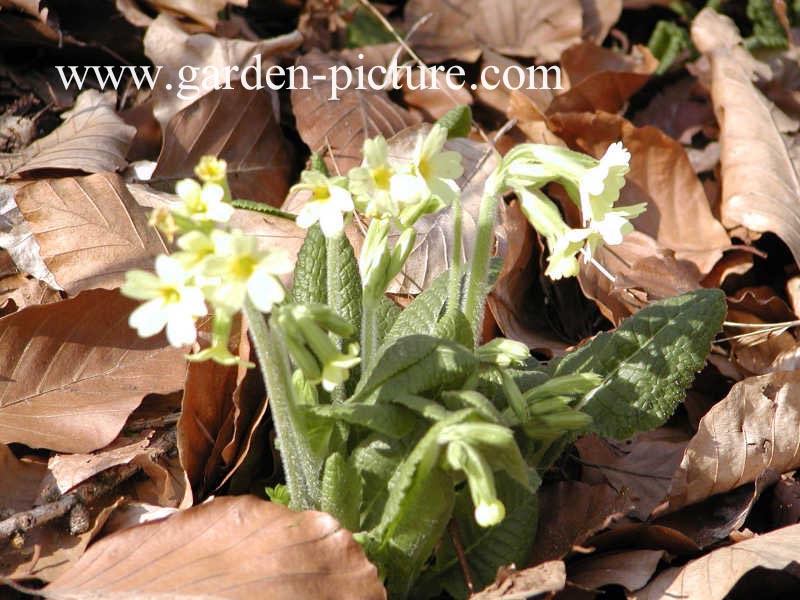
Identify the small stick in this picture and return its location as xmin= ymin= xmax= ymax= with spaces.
xmin=0 ymin=429 xmax=177 ymax=541
xmin=449 ymin=518 xmax=475 ymax=593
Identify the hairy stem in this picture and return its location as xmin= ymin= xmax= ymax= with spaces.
xmin=244 ymin=299 xmax=319 ymax=510
xmin=446 ymin=193 xmax=464 ymax=317
xmin=463 ymin=187 xmax=500 ymax=343
xmin=360 ymin=297 xmax=379 ymax=374
xmin=326 ymin=233 xmax=347 ymax=403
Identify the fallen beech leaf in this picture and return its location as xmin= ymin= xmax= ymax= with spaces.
xmin=577 ymin=429 xmax=689 ymax=520
xmin=549 ymin=112 xmax=730 ymax=274
xmin=0 ymin=182 xmax=60 ymax=290
xmin=547 ymin=42 xmax=657 ymax=115
xmin=101 ymin=502 xmax=178 ymax=535
xmin=0 ymin=90 xmax=135 ymax=178
xmin=692 ymin=9 xmax=800 ymax=267
xmin=581 ymin=0 xmax=623 ymax=43
xmin=529 ymin=481 xmax=633 ymax=565
xmin=152 ymin=82 xmax=292 ymax=206
xmin=404 ymin=0 xmax=582 ymax=64
xmin=143 ymin=14 xmax=303 ymax=129
xmin=667 ymin=371 xmax=800 ymax=511
xmin=13 ymin=173 xmax=169 ymax=295
xmin=45 ymin=496 xmax=387 ymax=600
xmin=633 ymin=523 xmax=800 ymax=600
xmin=653 ymin=470 xmax=778 ymax=549
xmin=633 ymin=78 xmax=715 ymax=144
xmin=0 ymin=273 xmax=60 ymax=316
xmin=146 ymin=0 xmax=246 ymax=30
xmin=178 ymin=317 xmax=248 ymax=496
xmin=44 ymin=430 xmax=156 ymax=494
xmin=569 ymin=549 xmax=664 ymax=592
xmin=0 ymin=443 xmax=46 ymax=512
xmin=0 ymin=289 xmax=186 ymax=453
xmin=133 ymin=449 xmax=192 ymax=508
xmin=771 ymin=475 xmax=800 ymax=528
xmin=291 ymin=49 xmax=420 ymax=173
xmin=471 ymin=561 xmax=566 ymax=599
xmin=578 ymin=230 xmax=702 ymax=325
xmin=476 ymin=50 xmax=559 ymax=118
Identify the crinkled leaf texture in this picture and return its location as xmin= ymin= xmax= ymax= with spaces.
xmin=552 ymin=289 xmax=726 ymax=439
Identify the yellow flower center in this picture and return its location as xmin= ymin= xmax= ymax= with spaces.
xmin=161 ymin=286 xmax=181 ymax=304
xmin=231 ymin=255 xmax=256 ymax=280
xmin=312 ymin=185 xmax=331 ymax=201
xmin=418 ymin=158 xmax=432 ymax=181
xmin=372 ymin=166 xmax=391 ymax=190
xmin=185 ymin=193 xmax=206 ymax=214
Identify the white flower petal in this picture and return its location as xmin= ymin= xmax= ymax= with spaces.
xmin=296 ymin=203 xmax=320 ymax=229
xmin=165 ymin=311 xmax=198 ymax=347
xmin=329 ymin=185 xmax=354 ymax=211
xmin=180 ymin=286 xmax=208 ymax=317
xmin=129 ymin=299 xmax=169 ymax=337
xmin=319 ymin=205 xmax=344 ymax=237
xmin=247 ymin=271 xmax=285 ymax=313
xmin=201 ymin=183 xmax=224 ymax=204
xmin=206 ymin=201 xmax=234 ymax=223
xmin=155 ymin=255 xmax=187 ymax=285
xmin=390 ymin=173 xmax=428 ymax=205
xmin=175 ymin=178 xmax=201 ymax=202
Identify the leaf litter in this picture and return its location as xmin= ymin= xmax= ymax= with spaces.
xmin=4 ymin=0 xmax=800 ymax=598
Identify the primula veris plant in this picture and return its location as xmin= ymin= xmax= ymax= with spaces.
xmin=122 ymin=106 xmax=726 ymax=599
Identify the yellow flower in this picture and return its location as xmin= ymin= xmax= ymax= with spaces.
xmin=292 ymin=171 xmax=354 ymax=238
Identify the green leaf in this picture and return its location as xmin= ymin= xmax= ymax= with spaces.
xmin=435 ymin=105 xmax=472 ymax=140
xmin=290 ymin=224 xmax=327 ymax=305
xmin=350 ymin=435 xmax=409 ymax=531
xmin=376 ymin=295 xmax=401 ymax=343
xmin=321 ymin=452 xmax=362 ymax=531
xmin=384 ymin=259 xmax=502 ymax=346
xmin=304 ymin=403 xmax=417 ymax=438
xmin=647 ymin=20 xmax=692 ymax=74
xmin=349 ymin=335 xmax=478 ymax=404
xmin=434 ymin=309 xmax=474 ymax=348
xmin=327 ymin=232 xmax=363 ymax=336
xmin=551 ymin=289 xmax=726 ymax=439
xmin=745 ymin=0 xmax=789 ymax=49
xmin=415 ymin=473 xmax=540 ymax=598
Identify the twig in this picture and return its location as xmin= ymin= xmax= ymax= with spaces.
xmin=449 ymin=518 xmax=475 ymax=593
xmin=126 ymin=411 xmax=181 ymax=431
xmin=0 ymin=429 xmax=177 ymax=541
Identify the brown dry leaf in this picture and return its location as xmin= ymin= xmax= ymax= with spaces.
xmin=576 ymin=429 xmax=689 ymax=520
xmin=471 ymin=561 xmax=566 ymax=600
xmin=692 ymin=9 xmax=800 ymax=268
xmin=291 ymin=49 xmax=420 ymax=173
xmin=0 ymin=182 xmax=60 ymax=290
xmin=13 ymin=173 xmax=168 ymax=295
xmin=653 ymin=470 xmax=778 ymax=549
xmin=404 ymin=0 xmax=582 ymax=64
xmin=581 ymin=0 xmax=622 ymax=43
xmin=45 ymin=495 xmax=387 ymax=600
xmin=0 ymin=289 xmax=186 ymax=453
xmin=0 ymin=273 xmax=60 ymax=316
xmin=102 ymin=501 xmax=178 ymax=535
xmin=578 ymin=230 xmax=702 ymax=325
xmin=487 ymin=199 xmax=570 ymax=356
xmin=0 ymin=90 xmax=135 ymax=178
xmin=547 ymin=42 xmax=657 ymax=115
xmin=633 ymin=78 xmax=715 ymax=144
xmin=146 ymin=0 xmax=246 ymax=30
xmin=0 ymin=444 xmax=46 ymax=512
xmin=667 ymin=371 xmax=800 ymax=511
xmin=403 ymin=68 xmax=473 ymax=121
xmin=771 ymin=475 xmax=800 ymax=528
xmin=569 ymin=549 xmax=664 ymax=592
xmin=633 ymin=523 xmax=800 ymax=600
xmin=152 ymin=82 xmax=291 ymax=207
xmin=143 ymin=14 xmax=303 ymax=129
xmin=475 ymin=50 xmax=560 ymax=118
xmin=43 ymin=430 xmax=156 ymax=495
xmin=133 ymin=449 xmax=192 ymax=508
xmin=549 ymin=111 xmax=730 ymax=274
xmin=178 ymin=317 xmax=247 ymax=496
xmin=529 ymin=481 xmax=634 ymax=565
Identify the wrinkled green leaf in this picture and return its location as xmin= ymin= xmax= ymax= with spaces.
xmin=291 ymin=224 xmax=327 ymax=305
xmin=551 ymin=289 xmax=726 ymax=439
xmin=321 ymin=452 xmax=363 ymax=531
xmin=305 ymin=403 xmax=417 ymax=438
xmin=349 ymin=335 xmax=478 ymax=404
xmin=436 ymin=105 xmax=473 ymax=140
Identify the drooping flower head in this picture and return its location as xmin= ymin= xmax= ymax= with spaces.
xmin=122 ymin=255 xmax=207 ymax=347
xmin=292 ymin=170 xmax=354 ymax=238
